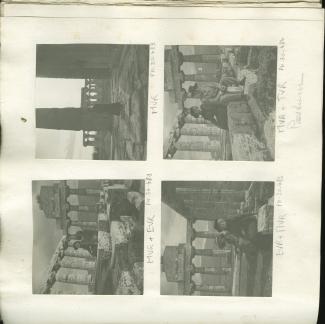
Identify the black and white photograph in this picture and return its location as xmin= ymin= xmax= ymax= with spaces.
xmin=164 ymin=46 xmax=277 ymax=161
xmin=32 ymin=179 xmax=144 ymax=295
xmin=35 ymin=44 xmax=149 ymax=160
xmin=161 ymin=181 xmax=274 ymax=296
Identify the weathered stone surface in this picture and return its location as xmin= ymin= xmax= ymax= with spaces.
xmin=175 ymin=140 xmax=221 ymax=152
xmin=180 ymin=124 xmax=222 ymax=137
xmin=231 ymin=133 xmax=266 ymax=161
xmin=61 ymin=257 xmax=96 ymax=270
xmin=64 ymin=247 xmax=92 ymax=258
xmin=56 ymin=268 xmax=92 ymax=285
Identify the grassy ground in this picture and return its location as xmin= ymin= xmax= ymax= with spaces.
xmin=252 ymin=47 xmax=277 ymax=117
xmin=236 ymin=46 xmax=277 ymax=160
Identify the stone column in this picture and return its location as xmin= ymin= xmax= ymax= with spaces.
xmin=192 ymin=266 xmax=232 ymax=275
xmin=77 ymin=212 xmax=98 ymax=222
xmin=180 ymin=124 xmax=222 ymax=137
xmin=175 ymin=140 xmax=221 ymax=152
xmin=67 ymin=203 xmax=98 ymax=213
xmin=35 ymin=104 xmax=122 ymax=131
xmin=192 ymin=229 xmax=220 ymax=239
xmin=36 ymin=44 xmax=112 ymax=79
xmin=60 ymin=256 xmax=96 ymax=271
xmin=83 ymin=138 xmax=97 ymax=147
xmin=181 ymin=54 xmax=221 ymax=63
xmin=56 ymin=268 xmax=92 ymax=285
xmin=70 ymin=221 xmax=98 ymax=229
xmin=180 ymin=72 xmax=219 ymax=83
xmin=184 ymin=115 xmax=211 ymax=124
xmin=85 ymin=79 xmax=96 ymax=90
xmin=192 ymin=247 xmax=231 ymax=257
xmin=64 ymin=247 xmax=92 ymax=258
xmin=68 ymin=187 xmax=101 ymax=196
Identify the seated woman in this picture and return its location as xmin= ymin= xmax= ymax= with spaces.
xmin=190 ymin=103 xmax=229 ymax=130
xmin=189 ymin=82 xmax=247 ymax=130
xmin=205 ymin=84 xmax=247 ymax=106
xmin=73 ymin=240 xmax=98 ymax=257
xmin=188 ymin=83 xmax=219 ymax=101
xmin=214 ymin=215 xmax=257 ymax=254
xmin=109 ymin=197 xmax=138 ymax=222
xmin=72 ymin=230 xmax=98 ymax=256
xmin=217 ymin=77 xmax=244 ymax=96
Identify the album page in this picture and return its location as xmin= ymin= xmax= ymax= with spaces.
xmin=0 ymin=5 xmax=323 ymax=324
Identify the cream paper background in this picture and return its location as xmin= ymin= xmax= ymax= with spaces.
xmin=0 ymin=5 xmax=323 ymax=324
xmin=2 ymin=0 xmax=323 ymax=9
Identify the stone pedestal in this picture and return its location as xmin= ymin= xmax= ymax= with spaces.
xmin=193 ymin=248 xmax=231 ymax=257
xmin=195 ymin=284 xmax=226 ymax=293
xmin=184 ymin=115 xmax=210 ymax=124
xmin=56 ymin=268 xmax=92 ymax=285
xmin=70 ymin=221 xmax=98 ymax=229
xmin=67 ymin=203 xmax=97 ymax=213
xmin=192 ymin=266 xmax=231 ymax=275
xmin=77 ymin=212 xmax=98 ymax=222
xmin=181 ymin=73 xmax=219 ymax=83
xmin=180 ymin=124 xmax=221 ymax=137
xmin=64 ymin=247 xmax=92 ymax=258
xmin=175 ymin=140 xmax=221 ymax=152
xmin=192 ymin=230 xmax=220 ymax=239
xmin=60 ymin=256 xmax=96 ymax=271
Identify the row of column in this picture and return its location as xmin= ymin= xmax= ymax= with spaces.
xmin=55 ymin=248 xmax=96 ymax=286
xmin=168 ymin=49 xmax=224 ymax=157
xmin=82 ymin=80 xmax=99 ymax=109
xmin=83 ymin=79 xmax=106 ymax=111
xmin=48 ymin=182 xmax=127 ymax=293
xmin=65 ymin=197 xmax=98 ymax=213
xmin=64 ymin=184 xmax=101 ymax=233
xmin=55 ymin=182 xmax=128 ymax=289
xmin=174 ymin=122 xmax=222 ymax=154
xmin=188 ymin=219 xmax=233 ymax=295
xmin=179 ymin=71 xmax=220 ymax=83
xmin=83 ymin=131 xmax=99 ymax=147
xmin=54 ymin=184 xmax=100 ymax=289
xmin=65 ymin=182 xmax=129 ymax=224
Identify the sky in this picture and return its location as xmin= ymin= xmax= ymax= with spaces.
xmin=35 ymin=78 xmax=94 ymax=159
xmin=160 ymin=202 xmax=209 ymax=295
xmin=32 ymin=180 xmax=80 ymax=292
xmin=32 ymin=181 xmax=64 ymax=292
